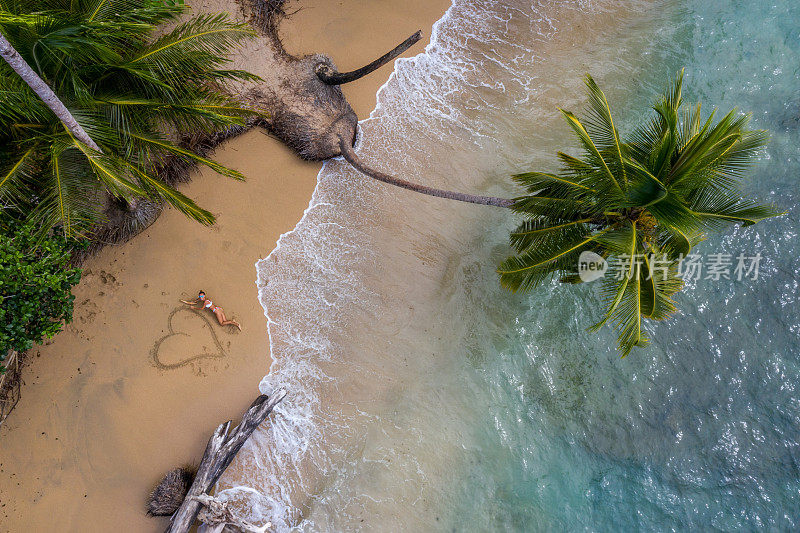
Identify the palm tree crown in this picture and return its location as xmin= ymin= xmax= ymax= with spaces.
xmin=499 ymin=70 xmax=781 ymax=356
xmin=0 ymin=0 xmax=260 ymax=237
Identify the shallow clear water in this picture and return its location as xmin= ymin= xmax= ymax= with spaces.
xmin=219 ymin=0 xmax=800 ymax=530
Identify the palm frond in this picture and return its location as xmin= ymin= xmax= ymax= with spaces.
xmin=677 ymin=102 xmax=702 ymax=152
xmin=511 ymin=170 xmax=598 ymax=200
xmin=646 ymin=190 xmax=702 ymax=233
xmin=127 ymin=14 xmax=254 ymax=86
xmin=127 ymin=165 xmax=215 ymax=225
xmin=70 ymin=138 xmax=146 ymax=199
xmin=32 ymin=141 xmax=102 ymax=237
xmin=582 ymin=74 xmax=627 ymax=186
xmin=499 ymin=227 xmax=610 ymax=292
xmin=623 ymin=158 xmax=667 ymax=207
xmin=128 ymin=132 xmax=245 ymax=180
xmin=628 ymin=69 xmax=683 ymax=180
xmin=559 ymin=108 xmax=624 ymax=195
xmin=708 ymin=128 xmax=770 ymax=182
xmin=511 ymin=193 xmax=598 ymax=220
xmin=609 ymin=263 xmax=647 ymax=357
xmin=655 ymin=224 xmax=704 ymax=258
xmin=0 ymin=148 xmax=36 ymax=209
xmin=509 ymin=217 xmax=593 ymax=253
xmin=689 ymin=188 xmax=784 ymax=228
xmin=93 ymin=94 xmax=255 ymax=134
xmin=675 ymin=125 xmax=770 ymax=194
xmin=86 ymin=0 xmax=177 ymax=23
xmin=557 ymin=151 xmax=595 ymax=175
xmin=669 ymin=108 xmax=738 ymax=186
xmin=589 ymin=222 xmax=637 ymax=332
xmin=639 ymin=250 xmax=682 ymax=320
xmin=0 ymin=2 xmax=257 ymax=235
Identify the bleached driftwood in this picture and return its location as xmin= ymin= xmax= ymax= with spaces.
xmin=194 ymin=494 xmax=272 ymax=533
xmin=166 ymin=390 xmax=286 ymax=533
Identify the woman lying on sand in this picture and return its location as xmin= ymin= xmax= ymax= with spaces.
xmin=181 ymin=290 xmax=242 ymax=331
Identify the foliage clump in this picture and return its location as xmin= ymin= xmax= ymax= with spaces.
xmin=0 ymin=220 xmax=81 ymax=369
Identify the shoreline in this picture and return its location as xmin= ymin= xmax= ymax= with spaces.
xmin=226 ymin=0 xmax=674 ymax=528
xmin=0 ymin=1 xmax=451 ymax=530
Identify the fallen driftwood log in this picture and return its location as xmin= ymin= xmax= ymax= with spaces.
xmin=195 ymin=493 xmax=271 ymax=533
xmin=148 ymin=390 xmax=286 ymax=533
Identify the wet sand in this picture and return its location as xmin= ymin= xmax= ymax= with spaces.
xmin=0 ymin=0 xmax=450 ymax=530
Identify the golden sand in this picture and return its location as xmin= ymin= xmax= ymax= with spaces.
xmin=0 ymin=1 xmax=450 ymax=530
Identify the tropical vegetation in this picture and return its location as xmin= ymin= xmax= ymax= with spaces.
xmin=0 ymin=219 xmax=81 ymax=369
xmin=499 ymin=70 xmax=781 ymax=356
xmin=0 ymin=0 xmax=260 ymax=238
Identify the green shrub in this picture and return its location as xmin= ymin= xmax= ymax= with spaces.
xmin=0 ymin=221 xmax=82 ymax=369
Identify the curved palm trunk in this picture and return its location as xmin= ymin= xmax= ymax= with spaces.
xmin=0 ymin=31 xmax=101 ymax=151
xmin=339 ymin=139 xmax=514 ymax=208
xmin=316 ymin=31 xmax=422 ymax=86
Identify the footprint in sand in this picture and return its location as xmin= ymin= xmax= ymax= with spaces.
xmin=150 ymin=307 xmax=229 ymax=370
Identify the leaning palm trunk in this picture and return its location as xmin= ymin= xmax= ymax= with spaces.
xmin=0 ymin=30 xmax=140 ymax=219
xmin=339 ymin=139 xmax=514 ymax=208
xmin=0 ymin=31 xmax=100 ymax=152
xmin=316 ymin=31 xmax=423 ymax=86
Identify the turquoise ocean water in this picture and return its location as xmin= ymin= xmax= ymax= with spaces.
xmin=448 ymin=2 xmax=800 ymax=530
xmin=220 ymin=0 xmax=800 ymax=529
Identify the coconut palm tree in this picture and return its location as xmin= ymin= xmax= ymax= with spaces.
xmin=499 ymin=70 xmax=782 ymax=356
xmin=0 ymin=31 xmax=101 ymax=151
xmin=0 ymin=0 xmax=260 ymax=237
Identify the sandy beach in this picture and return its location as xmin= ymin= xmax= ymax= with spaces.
xmin=3 ymin=0 xmax=798 ymax=530
xmin=0 ymin=1 xmax=450 ymax=530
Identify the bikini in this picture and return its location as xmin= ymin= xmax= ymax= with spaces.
xmin=203 ymin=299 xmax=220 ymax=312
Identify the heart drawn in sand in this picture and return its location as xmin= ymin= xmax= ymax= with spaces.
xmin=150 ymin=307 xmax=227 ymax=370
